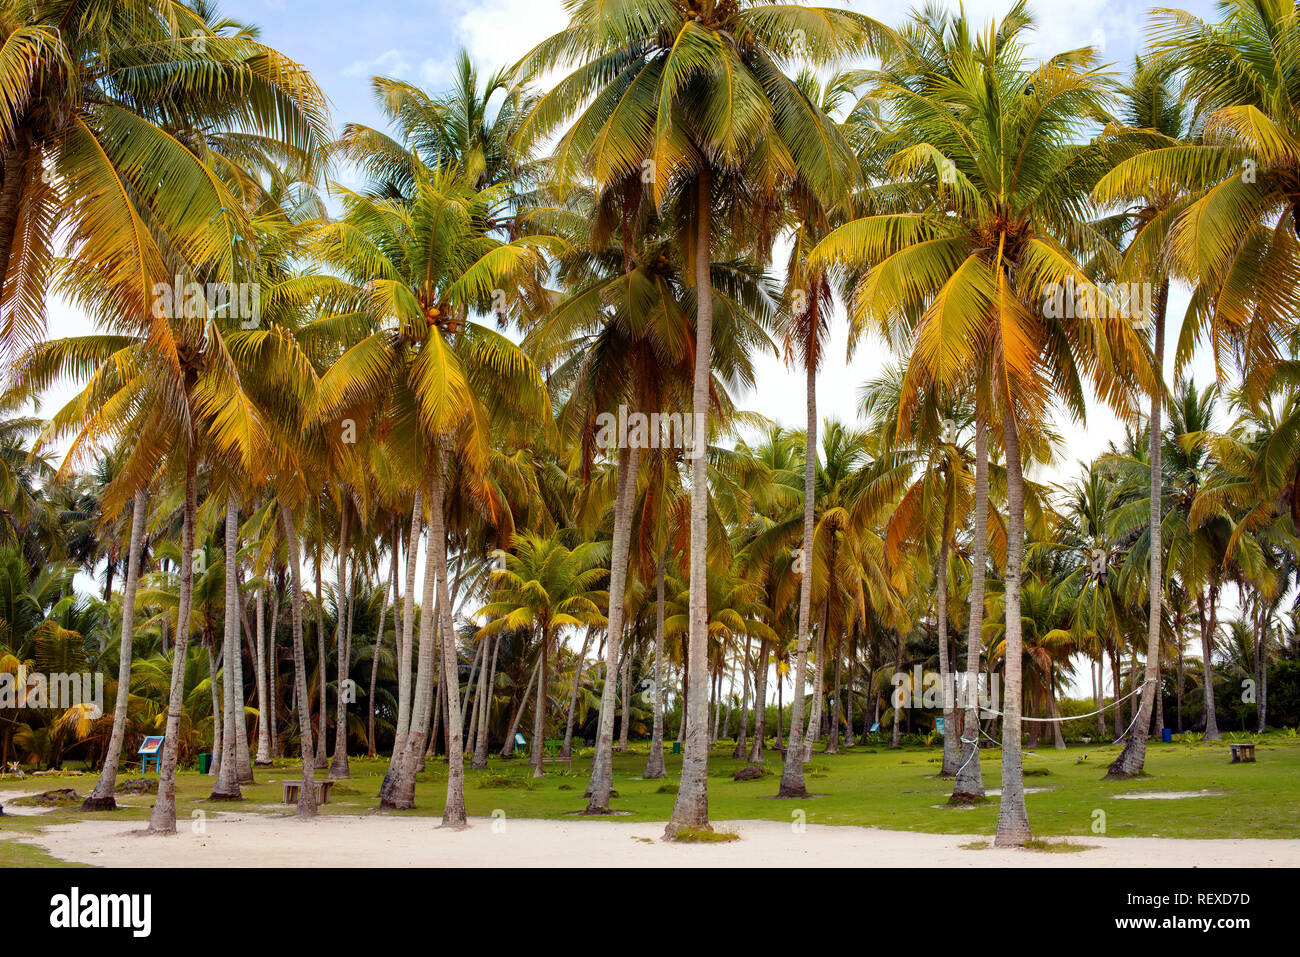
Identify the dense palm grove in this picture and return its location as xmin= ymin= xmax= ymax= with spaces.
xmin=2 ymin=0 xmax=1300 ymax=847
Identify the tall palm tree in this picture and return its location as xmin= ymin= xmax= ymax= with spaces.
xmin=514 ymin=0 xmax=894 ymax=836
xmin=812 ymin=6 xmax=1143 ymax=845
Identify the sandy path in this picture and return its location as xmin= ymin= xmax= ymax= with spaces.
xmin=14 ymin=813 xmax=1300 ymax=867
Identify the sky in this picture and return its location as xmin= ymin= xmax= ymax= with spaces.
xmin=37 ymin=1 xmax=1233 ymax=705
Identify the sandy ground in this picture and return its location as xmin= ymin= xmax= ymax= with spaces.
xmin=8 ymin=813 xmax=1300 ymax=867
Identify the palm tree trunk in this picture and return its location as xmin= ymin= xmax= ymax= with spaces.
xmin=1197 ymin=589 xmax=1220 ymax=738
xmin=778 ymin=339 xmax=817 ymax=799
xmin=617 ymin=642 xmax=632 ymax=751
xmin=645 ymin=555 xmax=668 ymax=777
xmin=803 ymin=602 xmax=829 ymax=759
xmin=585 ymin=441 xmax=640 ymax=813
xmin=953 ymin=414 xmax=989 ymax=801
xmin=280 ymin=507 xmax=318 ymax=817
xmin=474 ymin=635 xmax=501 ymax=767
xmin=667 ymin=165 xmax=715 ymax=837
xmin=936 ymin=534 xmax=959 ymax=776
xmin=0 ymin=130 xmax=32 ymax=308
xmin=212 ymin=496 xmax=243 ymax=799
xmin=562 ymin=631 xmax=591 ymax=760
xmin=748 ymin=639 xmax=768 ymax=764
xmin=368 ymin=527 xmax=398 ymax=758
xmin=330 ymin=501 xmax=353 ymax=778
xmin=733 ymin=634 xmax=752 ymax=758
xmin=384 ymin=489 xmax=442 ymax=808
xmin=208 ymin=643 xmax=222 ymax=777
xmin=380 ymin=493 xmax=423 ymax=801
xmin=254 ymin=586 xmax=273 ymax=766
xmin=84 ymin=487 xmax=148 ymax=810
xmin=147 ymin=449 xmax=199 ymax=835
xmin=429 ymin=445 xmax=467 ymax=825
xmin=531 ymin=632 xmax=548 ymax=778
xmin=1109 ymin=278 xmax=1168 ymax=776
xmin=500 ymin=652 xmax=542 ymax=757
xmin=994 ymin=404 xmax=1032 ymax=848
xmin=890 ymin=631 xmax=902 ymax=749
xmin=145 ymin=462 xmax=196 ymax=827
xmin=826 ymin=648 xmax=840 ymax=755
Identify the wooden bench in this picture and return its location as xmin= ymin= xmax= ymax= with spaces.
xmin=281 ymin=779 xmax=335 ymax=805
xmin=541 ymin=739 xmax=573 ymax=771
xmin=1229 ymin=743 xmax=1256 ymax=763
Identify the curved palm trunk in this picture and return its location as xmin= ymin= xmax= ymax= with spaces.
xmin=232 ymin=593 xmax=253 ymax=784
xmin=733 ymin=634 xmax=752 ymax=758
xmin=330 ymin=502 xmax=352 ymax=779
xmin=937 ymin=534 xmax=959 ymax=776
xmin=380 ymin=493 xmax=422 ymax=800
xmin=666 ymin=167 xmax=714 ymax=837
xmin=562 ymin=631 xmax=591 ymax=760
xmin=207 ymin=644 xmax=222 ymax=777
xmin=644 ymin=555 xmax=668 ymax=777
xmin=500 ymin=653 xmax=542 ymax=757
xmin=994 ymin=406 xmax=1031 ymax=847
xmin=148 ymin=449 xmax=198 ymax=834
xmin=952 ymin=416 xmax=989 ymax=801
xmin=84 ymin=487 xmax=148 ymax=810
xmin=778 ymin=335 xmax=817 ymax=799
xmin=211 ymin=496 xmax=243 ymax=799
xmin=281 ymin=507 xmax=318 ymax=817
xmin=585 ymin=442 xmax=640 ymax=813
xmin=1110 ymin=279 xmax=1168 ymax=777
xmin=314 ymin=562 xmax=328 ymax=769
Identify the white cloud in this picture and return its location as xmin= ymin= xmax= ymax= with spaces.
xmin=343 ymin=48 xmax=412 ymax=79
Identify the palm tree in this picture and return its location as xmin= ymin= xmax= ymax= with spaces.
xmin=475 ymin=532 xmax=607 ymax=776
xmin=0 ymin=0 xmax=327 ymax=360
xmin=512 ymin=0 xmax=892 ymax=838
xmin=812 ymin=5 xmax=1143 ymax=845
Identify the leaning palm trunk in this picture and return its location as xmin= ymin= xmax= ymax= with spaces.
xmin=617 ymin=645 xmax=632 ymax=751
xmin=1110 ymin=279 xmax=1168 ymax=777
xmin=500 ymin=653 xmax=542 ymax=757
xmin=585 ymin=442 xmax=640 ymax=813
xmin=368 ymin=530 xmax=398 ymax=757
xmin=530 ymin=634 xmax=549 ymax=778
xmin=384 ymin=492 xmax=442 ymax=810
xmin=644 ymin=556 xmax=668 ymax=778
xmin=254 ymin=587 xmax=273 ymax=766
xmin=330 ymin=503 xmax=353 ymax=779
xmin=778 ymin=337 xmax=818 ymax=799
xmin=474 ymin=635 xmax=501 ymax=767
xmin=994 ymin=406 xmax=1031 ymax=847
xmin=281 ymin=507 xmax=318 ymax=817
xmin=666 ymin=168 xmax=715 ymax=837
xmin=952 ymin=417 xmax=990 ymax=801
xmin=314 ymin=559 xmax=328 ymax=768
xmin=211 ymin=496 xmax=243 ymax=799
xmin=803 ymin=601 xmax=829 ymax=759
xmin=562 ymin=631 xmax=591 ymax=760
xmin=84 ymin=487 xmax=148 ymax=810
xmin=1198 ymin=588 xmax=1221 ymax=738
xmin=380 ymin=494 xmax=422 ymax=800
xmin=428 ymin=447 xmax=468 ymax=826
xmin=733 ymin=637 xmax=752 ymax=758
xmin=936 ymin=534 xmax=959 ymax=776
xmin=148 ymin=451 xmax=198 ymax=834
xmin=208 ymin=644 xmax=222 ymax=777
xmin=748 ymin=639 xmax=768 ymax=764
xmin=232 ymin=600 xmax=253 ymax=783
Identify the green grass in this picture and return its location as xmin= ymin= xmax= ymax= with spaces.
xmin=1023 ymin=839 xmax=1096 ymax=853
xmin=4 ymin=735 xmax=1299 ymax=865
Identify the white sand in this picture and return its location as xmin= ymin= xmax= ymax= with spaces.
xmin=12 ymin=813 xmax=1300 ymax=867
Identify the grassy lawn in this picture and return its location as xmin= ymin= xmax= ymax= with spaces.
xmin=3 ymin=734 xmax=1298 ymax=866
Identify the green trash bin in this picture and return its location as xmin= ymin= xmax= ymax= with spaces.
xmin=197 ymin=752 xmax=213 ymax=774
xmin=672 ymin=742 xmax=681 ymax=754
